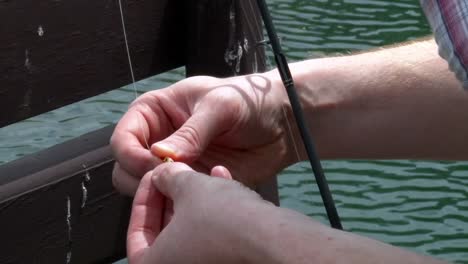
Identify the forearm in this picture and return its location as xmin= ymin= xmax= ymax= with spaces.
xmin=269 ymin=38 xmax=468 ymax=161
xmin=251 ymin=206 xmax=446 ymax=264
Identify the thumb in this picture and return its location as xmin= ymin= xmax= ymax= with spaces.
xmin=151 ymin=162 xmax=202 ymax=202
xmin=151 ymin=99 xmax=232 ymax=162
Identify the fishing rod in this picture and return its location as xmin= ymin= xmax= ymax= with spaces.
xmin=255 ymin=0 xmax=343 ymax=230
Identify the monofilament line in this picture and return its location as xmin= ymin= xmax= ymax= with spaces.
xmin=118 ymin=0 xmax=150 ymax=150
xmin=282 ymin=106 xmax=301 ymax=163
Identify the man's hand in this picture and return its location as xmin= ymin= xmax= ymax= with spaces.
xmin=127 ymin=162 xmax=275 ymax=264
xmin=110 ymin=74 xmax=295 ymax=195
xmin=128 ymin=162 xmax=447 ymax=264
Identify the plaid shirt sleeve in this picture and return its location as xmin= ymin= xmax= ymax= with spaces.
xmin=420 ymin=0 xmax=468 ymax=89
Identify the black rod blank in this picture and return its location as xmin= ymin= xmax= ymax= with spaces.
xmin=255 ymin=0 xmax=343 ymax=230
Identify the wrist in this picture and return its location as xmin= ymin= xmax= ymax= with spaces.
xmin=216 ymin=200 xmax=281 ymax=264
xmin=244 ymin=205 xmax=446 ymax=264
xmin=260 ymin=69 xmax=306 ymax=167
xmin=263 ymin=58 xmax=347 ymax=163
xmin=245 ymin=205 xmax=331 ymax=264
xmin=231 ymin=202 xmax=288 ymax=264
xmin=289 ymin=57 xmax=351 ymax=160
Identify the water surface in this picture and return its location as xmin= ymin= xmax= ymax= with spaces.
xmin=1 ymin=0 xmax=467 ymax=263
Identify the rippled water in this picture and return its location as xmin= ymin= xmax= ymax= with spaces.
xmin=268 ymin=1 xmax=468 ymax=263
xmin=2 ymin=0 xmax=467 ymax=263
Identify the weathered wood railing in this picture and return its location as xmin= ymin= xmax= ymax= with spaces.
xmin=0 ymin=0 xmax=278 ymax=263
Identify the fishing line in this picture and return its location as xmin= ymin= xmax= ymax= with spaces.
xmin=255 ymin=0 xmax=343 ymax=230
xmin=117 ymin=0 xmax=151 ymax=150
xmin=118 ymin=0 xmax=173 ymax=232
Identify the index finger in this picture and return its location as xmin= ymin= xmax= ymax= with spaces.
xmin=111 ymin=104 xmax=160 ymax=177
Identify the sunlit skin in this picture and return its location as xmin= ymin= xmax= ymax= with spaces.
xmin=111 ymin=39 xmax=465 ymax=263
xmin=127 ymin=163 xmax=238 ymax=264
xmin=111 ymin=75 xmax=297 ymax=196
xmin=126 ymin=163 xmax=446 ymax=264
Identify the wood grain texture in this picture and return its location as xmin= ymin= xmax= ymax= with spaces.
xmin=0 ymin=142 xmax=130 ymax=264
xmin=0 ymin=0 xmax=185 ymax=127
xmin=0 ymin=125 xmax=115 ymax=189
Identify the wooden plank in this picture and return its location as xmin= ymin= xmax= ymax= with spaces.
xmin=0 ymin=0 xmax=185 ymax=128
xmin=0 ymin=143 xmax=130 ymax=264
xmin=185 ymin=0 xmax=279 ymax=205
xmin=0 ymin=125 xmax=114 ymax=188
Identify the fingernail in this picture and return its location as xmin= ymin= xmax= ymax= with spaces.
xmin=151 ymin=143 xmax=176 ymax=158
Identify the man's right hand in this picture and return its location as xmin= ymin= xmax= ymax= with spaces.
xmin=127 ymin=162 xmax=277 ymax=264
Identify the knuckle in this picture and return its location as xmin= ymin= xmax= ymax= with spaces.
xmin=128 ymin=91 xmax=157 ymax=108
xmin=109 ymin=131 xmax=124 ymax=157
xmin=112 ymin=166 xmax=122 ymax=189
xmin=109 ymin=133 xmax=117 ymax=148
xmin=209 ymin=90 xmax=243 ymax=127
xmin=175 ymin=170 xmax=198 ymax=196
xmin=184 ymin=76 xmax=218 ymax=86
xmin=119 ymin=146 xmax=135 ymax=161
xmin=154 ymin=164 xmax=174 ymax=187
xmin=177 ymin=125 xmax=203 ymax=152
